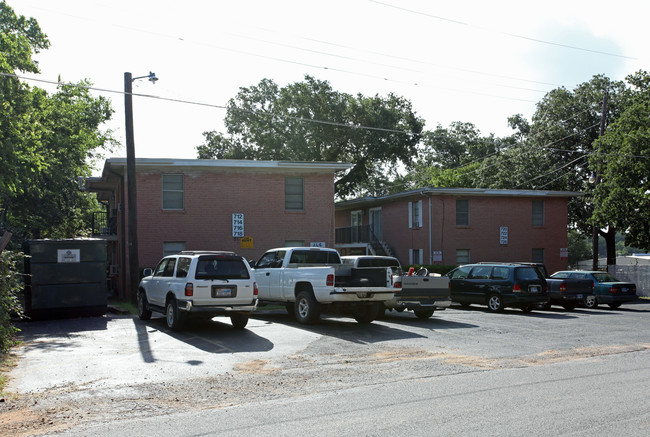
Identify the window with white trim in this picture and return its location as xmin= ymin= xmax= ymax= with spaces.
xmin=532 ymin=200 xmax=545 ymax=226
xmin=409 ymin=248 xmax=424 ymax=265
xmin=408 ymin=200 xmax=423 ymax=228
xmin=456 ymin=199 xmax=469 ymax=226
xmin=162 ymin=174 xmax=184 ymax=210
xmin=456 ymin=249 xmax=470 ymax=264
xmin=285 ymin=177 xmax=304 ymax=210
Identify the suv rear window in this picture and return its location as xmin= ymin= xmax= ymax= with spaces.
xmin=515 ymin=267 xmax=543 ymax=281
xmin=195 ymin=255 xmax=250 ymax=280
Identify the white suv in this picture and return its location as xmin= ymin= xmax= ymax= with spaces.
xmin=137 ymin=251 xmax=258 ymax=330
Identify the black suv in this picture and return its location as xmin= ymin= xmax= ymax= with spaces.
xmin=447 ymin=263 xmax=549 ymax=312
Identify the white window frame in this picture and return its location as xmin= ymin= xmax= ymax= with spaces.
xmin=408 ymin=200 xmax=423 ymax=229
xmin=409 ymin=248 xmax=424 ymax=265
xmin=162 ymin=174 xmax=184 ymax=210
xmin=285 ymin=176 xmax=304 ymax=210
xmin=532 ymin=200 xmax=545 ymax=227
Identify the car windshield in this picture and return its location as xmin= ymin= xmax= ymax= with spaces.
xmin=592 ymin=272 xmax=620 ymax=283
xmin=195 ymin=256 xmax=250 ymax=279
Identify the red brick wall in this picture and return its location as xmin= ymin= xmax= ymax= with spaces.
xmin=335 ymin=194 xmax=570 ymax=273
xmin=135 ymin=170 xmax=335 ymax=269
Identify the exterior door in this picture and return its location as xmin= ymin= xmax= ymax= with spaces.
xmin=369 ymin=208 xmax=382 ymax=240
xmin=350 ymin=210 xmax=362 ymax=242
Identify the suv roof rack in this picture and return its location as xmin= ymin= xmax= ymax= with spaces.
xmin=178 ymin=250 xmax=237 ymax=256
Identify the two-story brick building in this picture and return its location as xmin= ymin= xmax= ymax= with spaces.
xmin=87 ymin=158 xmax=351 ymax=299
xmin=335 ymin=188 xmax=583 ymax=274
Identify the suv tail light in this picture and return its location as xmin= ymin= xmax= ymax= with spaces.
xmin=185 ymin=283 xmax=194 ymax=296
xmin=559 ymin=282 xmax=567 ymax=292
xmin=253 ymin=282 xmax=258 ymax=296
xmin=326 ymin=274 xmax=334 ymax=287
xmin=394 ymin=280 xmax=402 ymax=289
xmin=512 ymin=284 xmax=522 ymax=293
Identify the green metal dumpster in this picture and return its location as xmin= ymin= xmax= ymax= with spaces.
xmin=24 ymin=239 xmax=108 ymax=319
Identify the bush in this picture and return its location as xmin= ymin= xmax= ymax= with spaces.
xmin=0 ymin=251 xmax=25 ymax=353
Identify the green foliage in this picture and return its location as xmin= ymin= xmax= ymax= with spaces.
xmin=0 ymin=251 xmax=24 ymax=353
xmin=591 ymin=71 xmax=650 ymax=250
xmin=0 ymin=3 xmax=115 ymax=243
xmin=197 ymin=75 xmax=425 ymax=198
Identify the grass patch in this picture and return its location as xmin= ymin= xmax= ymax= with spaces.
xmin=0 ymin=352 xmax=18 ymax=395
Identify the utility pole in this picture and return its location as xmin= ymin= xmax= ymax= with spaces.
xmin=592 ymin=90 xmax=608 ymax=270
xmin=124 ymin=72 xmax=140 ymax=302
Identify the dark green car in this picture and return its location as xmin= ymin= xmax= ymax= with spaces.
xmin=448 ymin=263 xmax=549 ymax=312
xmin=550 ymin=271 xmax=637 ymax=309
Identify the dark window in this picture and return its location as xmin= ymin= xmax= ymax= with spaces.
xmin=289 ymin=250 xmax=341 ymax=265
xmin=516 ymin=267 xmax=543 ymax=281
xmin=469 ymin=266 xmax=492 ymax=279
xmin=532 ymin=248 xmax=544 ymax=263
xmin=161 ymin=258 xmax=176 ymax=277
xmin=176 ymin=257 xmax=191 ymax=278
xmin=450 ymin=265 xmax=472 ymax=279
xmin=195 ymin=256 xmax=250 ymax=279
xmin=285 ymin=177 xmax=304 ymax=210
xmin=532 ymin=200 xmax=544 ymax=226
xmin=256 ymin=251 xmax=286 ymax=269
xmin=456 ymin=199 xmax=469 ymax=226
xmin=491 ymin=267 xmax=510 ymax=280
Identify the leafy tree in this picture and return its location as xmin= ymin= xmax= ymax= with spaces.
xmin=197 ymin=75 xmax=425 ymax=198
xmin=0 ymin=2 xmax=115 ymax=243
xmin=591 ymin=71 xmax=650 ymax=250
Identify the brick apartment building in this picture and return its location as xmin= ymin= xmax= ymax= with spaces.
xmin=87 ymin=158 xmax=351 ymax=298
xmin=335 ymin=188 xmax=583 ymax=274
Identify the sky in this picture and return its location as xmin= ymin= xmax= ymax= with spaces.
xmin=8 ymin=0 xmax=650 ymax=174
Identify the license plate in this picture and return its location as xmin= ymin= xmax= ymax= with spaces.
xmin=212 ymin=287 xmax=233 ymax=298
xmin=577 ymin=294 xmax=583 ymax=299
xmin=357 ymin=292 xmax=369 ymax=298
xmin=529 ymin=286 xmax=540 ymax=293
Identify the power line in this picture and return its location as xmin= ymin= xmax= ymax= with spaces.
xmin=369 ymin=0 xmax=637 ymax=60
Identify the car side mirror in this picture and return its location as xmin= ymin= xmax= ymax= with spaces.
xmin=143 ymin=268 xmax=153 ymax=277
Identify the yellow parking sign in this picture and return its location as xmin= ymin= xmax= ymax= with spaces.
xmin=240 ymin=236 xmax=253 ymax=249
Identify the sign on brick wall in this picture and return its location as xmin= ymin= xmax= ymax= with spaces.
xmin=232 ymin=213 xmax=244 ymax=238
xmin=500 ymin=226 xmax=508 ymax=245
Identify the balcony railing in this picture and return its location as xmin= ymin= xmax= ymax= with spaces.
xmin=91 ymin=211 xmax=117 ymax=236
xmin=336 ymin=225 xmax=378 ymax=244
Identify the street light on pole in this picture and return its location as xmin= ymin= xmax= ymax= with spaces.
xmin=124 ymin=71 xmax=158 ymax=302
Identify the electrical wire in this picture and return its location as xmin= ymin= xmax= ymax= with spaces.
xmin=369 ymin=0 xmax=637 ymax=60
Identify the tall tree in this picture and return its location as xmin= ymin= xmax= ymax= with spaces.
xmin=591 ymin=71 xmax=650 ymax=250
xmin=197 ymin=75 xmax=425 ymax=198
xmin=0 ymin=2 xmax=116 ymax=243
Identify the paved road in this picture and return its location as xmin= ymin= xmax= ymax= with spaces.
xmin=5 ymin=301 xmax=650 ymax=435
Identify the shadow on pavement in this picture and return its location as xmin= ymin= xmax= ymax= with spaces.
xmin=137 ymin=316 xmax=275 ymax=357
xmin=253 ymin=309 xmax=430 ymax=344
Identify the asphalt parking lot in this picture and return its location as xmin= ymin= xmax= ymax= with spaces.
xmin=7 ymin=300 xmax=650 ymax=395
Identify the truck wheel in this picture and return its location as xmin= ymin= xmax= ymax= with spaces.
xmin=137 ymin=290 xmax=152 ymax=320
xmin=295 ymin=291 xmax=321 ymax=324
xmin=487 ymin=294 xmax=504 ymax=312
xmin=166 ymin=298 xmax=185 ymax=331
xmin=413 ymin=308 xmax=435 ymax=319
xmin=585 ymin=296 xmax=598 ymax=309
xmin=230 ymin=313 xmax=249 ymax=329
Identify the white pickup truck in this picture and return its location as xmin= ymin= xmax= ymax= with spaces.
xmin=254 ymin=247 xmax=398 ymax=324
xmin=342 ymin=255 xmax=451 ymax=319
